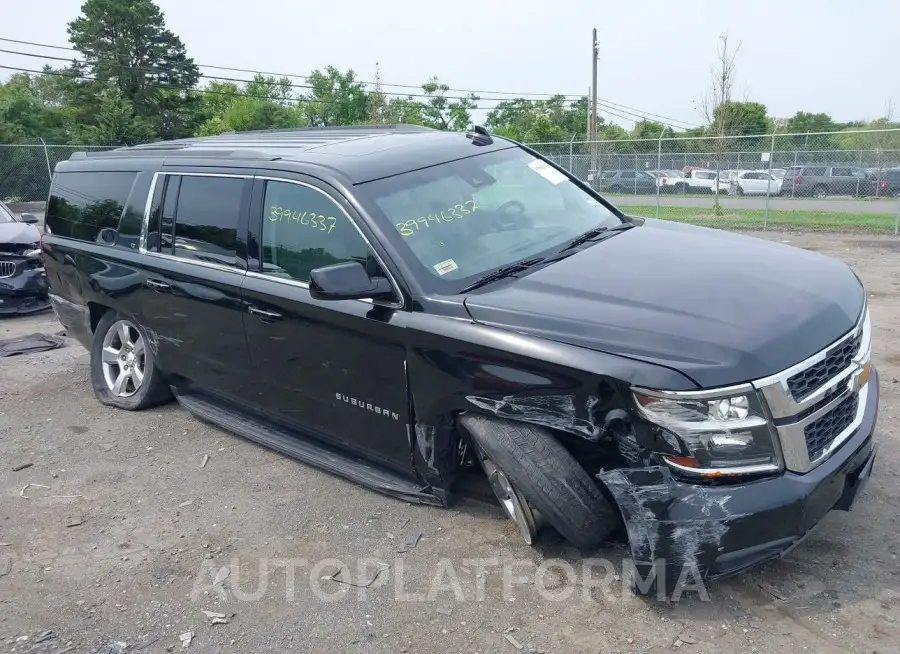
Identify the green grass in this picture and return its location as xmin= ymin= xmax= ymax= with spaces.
xmin=624 ymin=205 xmax=900 ymax=232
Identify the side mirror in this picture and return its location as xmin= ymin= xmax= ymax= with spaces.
xmin=20 ymin=213 xmax=39 ymax=224
xmin=309 ymin=261 xmax=395 ymax=302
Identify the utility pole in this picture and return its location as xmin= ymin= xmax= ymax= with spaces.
xmin=590 ymin=28 xmax=599 ymax=188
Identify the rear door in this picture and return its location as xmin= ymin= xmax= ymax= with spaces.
xmin=137 ymin=171 xmax=252 ymax=398
xmin=829 ymin=167 xmax=857 ymax=195
xmin=240 ymin=174 xmax=413 ymax=474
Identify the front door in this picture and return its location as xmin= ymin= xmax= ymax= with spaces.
xmin=241 ymin=175 xmax=413 ymax=475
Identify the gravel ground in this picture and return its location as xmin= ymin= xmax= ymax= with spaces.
xmin=1 ymin=230 xmax=899 ymax=654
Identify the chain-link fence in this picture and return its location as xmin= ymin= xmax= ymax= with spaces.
xmin=528 ymin=128 xmax=900 ymax=234
xmin=0 ymin=143 xmax=116 ymax=205
xmin=3 ymin=132 xmax=900 ymax=233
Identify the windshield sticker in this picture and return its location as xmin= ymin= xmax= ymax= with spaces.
xmin=528 ymin=160 xmax=567 ymax=185
xmin=395 ymin=200 xmax=479 ymax=237
xmin=269 ymin=206 xmax=336 ymax=234
xmin=433 ymin=258 xmax=459 ymax=275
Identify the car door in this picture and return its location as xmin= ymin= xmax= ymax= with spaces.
xmin=742 ymin=172 xmax=764 ymax=194
xmin=240 ymin=174 xmax=413 ymax=474
xmin=137 ymin=171 xmax=253 ymax=399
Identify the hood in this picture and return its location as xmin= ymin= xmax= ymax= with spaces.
xmin=0 ymin=222 xmax=40 ymax=245
xmin=464 ymin=219 xmax=865 ymax=388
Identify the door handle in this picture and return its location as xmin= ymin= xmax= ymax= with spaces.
xmin=145 ymin=279 xmax=171 ymax=291
xmin=248 ymin=305 xmax=283 ymax=321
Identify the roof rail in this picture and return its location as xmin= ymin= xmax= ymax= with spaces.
xmin=221 ymin=124 xmax=436 ymax=135
xmin=70 ymin=148 xmax=277 ymax=161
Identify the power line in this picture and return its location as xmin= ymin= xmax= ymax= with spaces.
xmin=0 ymin=36 xmax=582 ymax=98
xmin=0 ymin=48 xmax=581 ymax=106
xmin=0 ymin=35 xmax=700 ymax=127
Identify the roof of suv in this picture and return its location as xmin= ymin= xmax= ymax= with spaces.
xmin=65 ymin=125 xmax=517 ymax=184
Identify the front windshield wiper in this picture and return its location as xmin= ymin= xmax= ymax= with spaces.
xmin=558 ymin=221 xmax=634 ymax=253
xmin=459 ymin=257 xmax=545 ymax=293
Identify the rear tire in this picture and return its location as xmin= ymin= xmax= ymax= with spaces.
xmin=459 ymin=414 xmax=620 ymax=551
xmin=90 ymin=310 xmax=171 ymax=410
xmin=813 ymin=185 xmax=828 ymax=199
xmin=609 ymin=185 xmax=623 ymax=194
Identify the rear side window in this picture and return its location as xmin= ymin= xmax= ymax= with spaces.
xmin=170 ymin=176 xmax=246 ymax=268
xmin=47 ymin=171 xmax=136 ymax=241
xmin=696 ymin=172 xmax=716 ymax=180
xmin=803 ymin=167 xmax=827 ymax=176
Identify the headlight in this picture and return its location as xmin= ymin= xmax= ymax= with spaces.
xmin=632 ymin=386 xmax=782 ymax=477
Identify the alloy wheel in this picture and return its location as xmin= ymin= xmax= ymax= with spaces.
xmin=100 ymin=319 xmax=146 ymax=397
xmin=478 ymin=451 xmax=542 ymax=544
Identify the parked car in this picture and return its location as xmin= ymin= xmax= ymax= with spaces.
xmin=729 ymin=170 xmax=783 ymax=196
xmin=598 ymin=169 xmax=657 ymax=194
xmin=783 ymin=165 xmax=876 ymax=197
xmin=647 ymin=169 xmax=684 ymax=193
xmin=674 ymin=168 xmax=719 ymax=193
xmin=43 ymin=125 xmax=878 ymax=597
xmin=878 ymin=168 xmax=900 ymax=197
xmin=0 ymin=200 xmax=49 ymax=315
xmin=769 ymin=168 xmax=787 ymax=180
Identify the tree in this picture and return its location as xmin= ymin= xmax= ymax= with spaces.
xmin=367 ymin=63 xmax=388 ymax=124
xmin=382 ymin=96 xmax=427 ymax=126
xmin=785 ymin=111 xmax=835 ymax=134
xmin=76 ymin=86 xmax=155 ymax=144
xmin=699 ymin=34 xmax=742 ymax=213
xmin=420 ymin=78 xmax=478 ymax=131
xmin=67 ymin=0 xmax=200 ymax=139
xmin=196 ymin=75 xmax=304 ymax=136
xmin=712 ymin=101 xmax=770 ymax=136
xmin=486 ymin=95 xmax=589 ymax=143
xmin=302 ymin=67 xmax=370 ymax=127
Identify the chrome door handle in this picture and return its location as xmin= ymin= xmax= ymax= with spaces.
xmin=146 ymin=279 xmax=171 ymax=291
xmin=248 ymin=305 xmax=283 ymax=321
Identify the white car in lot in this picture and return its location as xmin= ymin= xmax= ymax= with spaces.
xmin=729 ymin=170 xmax=783 ymax=196
xmin=675 ymin=169 xmax=719 ymax=193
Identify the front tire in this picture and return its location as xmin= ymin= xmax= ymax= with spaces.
xmin=459 ymin=414 xmax=620 ymax=551
xmin=90 ymin=311 xmax=171 ymax=410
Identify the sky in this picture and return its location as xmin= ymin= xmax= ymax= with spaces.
xmin=3 ymin=0 xmax=899 ymax=132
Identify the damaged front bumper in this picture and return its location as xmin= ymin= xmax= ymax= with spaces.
xmin=0 ymin=266 xmax=50 ymax=315
xmin=599 ymin=367 xmax=879 ymax=592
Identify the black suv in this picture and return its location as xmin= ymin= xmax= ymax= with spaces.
xmin=43 ymin=125 xmax=878 ymax=596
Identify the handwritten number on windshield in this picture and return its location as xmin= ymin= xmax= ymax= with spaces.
xmin=395 ymin=200 xmax=478 ymax=237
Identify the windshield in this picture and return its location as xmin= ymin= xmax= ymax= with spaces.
xmin=0 ymin=202 xmax=15 ymax=224
xmin=358 ymin=147 xmax=623 ymax=293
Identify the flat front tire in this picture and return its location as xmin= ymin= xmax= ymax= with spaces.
xmin=459 ymin=414 xmax=620 ymax=551
xmin=90 ymin=310 xmax=171 ymax=410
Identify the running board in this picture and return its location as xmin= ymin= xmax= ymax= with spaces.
xmin=172 ymin=388 xmax=442 ymax=506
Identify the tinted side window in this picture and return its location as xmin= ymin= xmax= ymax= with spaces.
xmin=47 ymin=171 xmax=136 ymax=242
xmin=804 ymin=167 xmax=827 ymax=176
xmin=262 ymin=180 xmax=368 ymax=282
xmin=620 ymin=171 xmax=635 ymax=179
xmin=172 ymin=176 xmax=245 ymax=268
xmin=831 ymin=167 xmax=852 ymax=176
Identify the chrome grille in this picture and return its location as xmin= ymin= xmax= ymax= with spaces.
xmin=754 ymin=306 xmax=871 ymax=473
xmin=804 ymin=393 xmax=859 ymax=461
xmin=0 ymin=261 xmax=16 ymax=278
xmin=787 ymin=331 xmax=862 ymax=400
